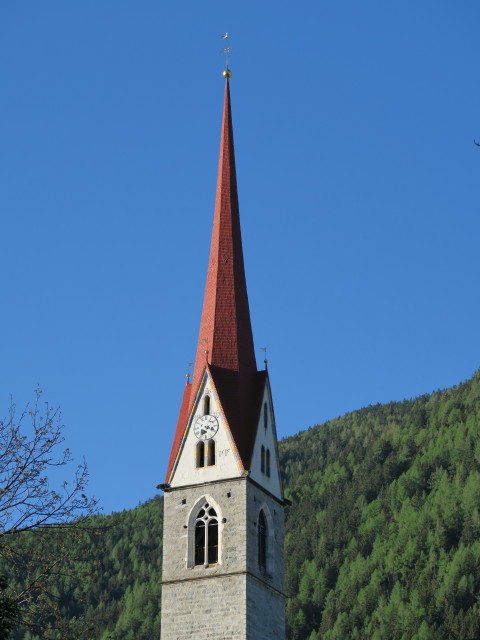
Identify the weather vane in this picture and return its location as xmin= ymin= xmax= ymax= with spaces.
xmin=260 ymin=347 xmax=268 ymax=370
xmin=220 ymin=32 xmax=233 ymax=78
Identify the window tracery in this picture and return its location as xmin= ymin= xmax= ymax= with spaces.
xmin=194 ymin=502 xmax=218 ymax=565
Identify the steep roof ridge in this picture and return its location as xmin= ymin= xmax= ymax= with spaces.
xmin=165 ymin=380 xmax=192 ymax=483
xmin=190 ymin=78 xmax=257 ymax=403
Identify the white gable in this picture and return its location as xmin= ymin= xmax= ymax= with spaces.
xmin=249 ymin=380 xmax=283 ymax=500
xmin=170 ymin=371 xmax=244 ymax=488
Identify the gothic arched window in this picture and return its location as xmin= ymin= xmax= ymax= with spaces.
xmin=261 ymin=446 xmax=265 ymax=474
xmin=194 ymin=502 xmax=218 ymax=566
xmin=258 ymin=510 xmax=267 ymax=574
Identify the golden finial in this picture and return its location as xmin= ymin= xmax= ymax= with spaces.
xmin=220 ymin=32 xmax=233 ymax=77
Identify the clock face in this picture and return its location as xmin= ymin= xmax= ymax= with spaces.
xmin=194 ymin=415 xmax=219 ymax=441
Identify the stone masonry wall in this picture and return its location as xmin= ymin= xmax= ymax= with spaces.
xmin=246 ymin=575 xmax=285 ymax=640
xmin=161 ymin=477 xmax=285 ymax=639
xmin=161 ymin=575 xmax=247 ymax=640
xmin=246 ymin=480 xmax=285 ymax=596
xmin=162 ymin=478 xmax=247 ymax=582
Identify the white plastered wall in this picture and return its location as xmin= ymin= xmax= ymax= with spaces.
xmin=249 ymin=381 xmax=283 ymax=500
xmin=170 ymin=371 xmax=243 ymax=487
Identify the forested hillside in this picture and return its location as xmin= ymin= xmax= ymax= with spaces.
xmin=9 ymin=500 xmax=163 ymax=640
xmin=8 ymin=369 xmax=480 ymax=639
xmin=282 ymin=369 xmax=480 ymax=639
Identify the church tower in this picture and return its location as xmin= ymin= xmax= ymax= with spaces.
xmin=160 ymin=73 xmax=285 ymax=640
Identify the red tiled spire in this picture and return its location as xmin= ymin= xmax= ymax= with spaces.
xmin=190 ymin=78 xmax=257 ymax=394
xmin=165 ymin=78 xmax=262 ymax=483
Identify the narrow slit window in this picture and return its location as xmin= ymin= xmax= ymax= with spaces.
xmin=258 ymin=510 xmax=267 ymax=574
xmin=263 ymin=402 xmax=268 ymax=429
xmin=196 ymin=441 xmax=205 ymax=468
xmin=203 ymin=395 xmax=210 ymax=416
xmin=195 ymin=521 xmax=205 ymax=565
xmin=261 ymin=446 xmax=265 ymax=474
xmin=266 ymin=449 xmax=271 ymax=478
xmin=207 ymin=440 xmax=216 ymax=466
xmin=208 ymin=519 xmax=218 ymax=564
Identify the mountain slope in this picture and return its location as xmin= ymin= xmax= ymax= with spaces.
xmin=8 ymin=369 xmax=480 ymax=639
xmin=8 ymin=498 xmax=163 ymax=640
xmin=281 ymin=369 xmax=480 ymax=639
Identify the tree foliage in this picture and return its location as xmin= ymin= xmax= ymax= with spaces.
xmin=282 ymin=369 xmax=480 ymax=639
xmin=9 ymin=498 xmax=163 ymax=640
xmin=0 ymin=390 xmax=98 ymax=637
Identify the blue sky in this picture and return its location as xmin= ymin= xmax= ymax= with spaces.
xmin=1 ymin=1 xmax=479 ymax=514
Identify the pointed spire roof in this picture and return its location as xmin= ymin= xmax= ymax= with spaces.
xmin=166 ymin=78 xmax=264 ymax=484
xmin=190 ymin=78 xmax=257 ymax=395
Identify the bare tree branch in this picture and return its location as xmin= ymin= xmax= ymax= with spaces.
xmin=0 ymin=389 xmax=100 ymax=637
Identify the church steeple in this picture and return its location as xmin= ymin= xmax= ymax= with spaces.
xmin=161 ymin=71 xmax=285 ymax=640
xmin=191 ymin=77 xmax=257 ymax=395
xmin=165 ymin=77 xmax=263 ymax=483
